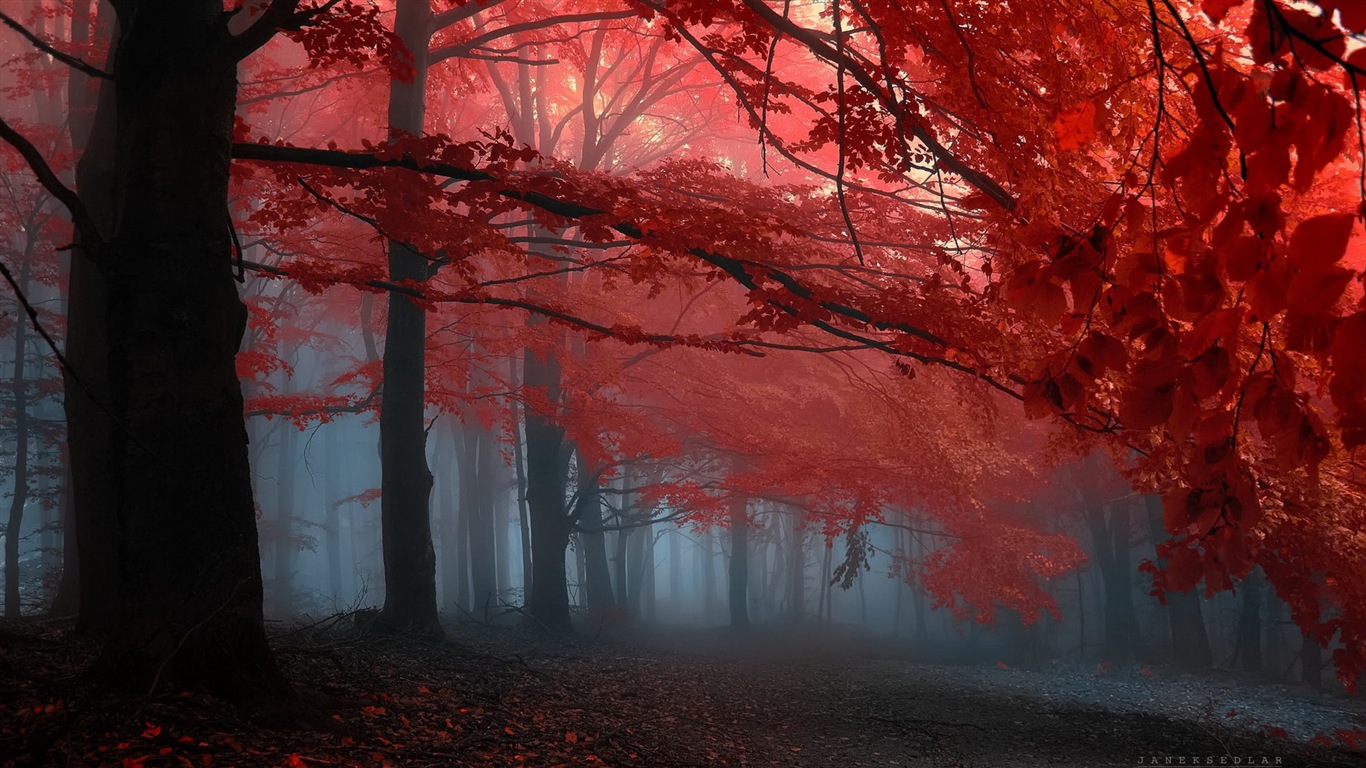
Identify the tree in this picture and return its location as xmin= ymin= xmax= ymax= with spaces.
xmin=6 ymin=0 xmax=1366 ymax=693
xmin=0 ymin=0 xmax=320 ymax=698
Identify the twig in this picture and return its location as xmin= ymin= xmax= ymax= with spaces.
xmin=0 ymin=10 xmax=112 ymax=80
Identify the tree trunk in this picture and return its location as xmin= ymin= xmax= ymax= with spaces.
xmin=439 ymin=426 xmax=461 ymax=610
xmin=1084 ymin=498 xmax=1140 ymax=661
xmin=1236 ymin=568 xmax=1264 ymax=674
xmin=575 ymin=451 xmax=615 ymax=613
xmin=95 ymin=2 xmax=287 ymax=699
xmin=614 ymin=526 xmax=631 ymax=609
xmin=728 ymin=493 xmax=750 ymax=628
xmin=701 ymin=528 xmax=716 ymax=622
xmin=1143 ymin=495 xmax=1211 ymax=668
xmin=5 ymin=259 xmax=30 ymax=618
xmin=48 ymin=472 xmax=79 ymax=616
xmin=324 ymin=423 xmax=343 ymax=603
xmin=1302 ymin=631 xmax=1322 ymax=689
xmin=466 ymin=420 xmax=498 ymax=619
xmin=523 ymin=343 xmax=570 ymax=629
xmin=271 ymin=413 xmax=297 ymax=616
xmin=66 ymin=5 xmax=119 ymax=638
xmin=507 ymin=355 xmax=533 ymax=600
xmin=787 ymin=509 xmax=806 ymax=624
xmin=454 ymin=424 xmax=473 ymax=613
xmin=376 ymin=0 xmax=441 ymax=637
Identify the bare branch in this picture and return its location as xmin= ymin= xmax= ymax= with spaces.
xmin=0 ymin=117 xmax=104 ymax=250
xmin=0 ymin=10 xmax=112 ymax=79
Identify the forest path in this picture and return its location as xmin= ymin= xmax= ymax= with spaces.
xmin=2 ymin=618 xmax=1363 ymax=767
xmin=521 ymin=623 xmax=1365 ymax=768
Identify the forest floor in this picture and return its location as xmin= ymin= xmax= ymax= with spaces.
xmin=2 ymin=616 xmax=1364 ymax=768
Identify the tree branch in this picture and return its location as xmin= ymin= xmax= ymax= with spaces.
xmin=0 ymin=117 xmax=104 ymax=251
xmin=0 ymin=10 xmax=112 ymax=80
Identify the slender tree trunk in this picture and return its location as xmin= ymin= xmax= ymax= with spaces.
xmin=324 ymin=423 xmax=343 ymax=603
xmin=271 ymin=410 xmax=297 ymax=616
xmin=467 ymin=420 xmax=498 ymax=619
xmin=1302 ymin=632 xmax=1322 ymax=689
xmin=1143 ymin=495 xmax=1211 ymax=667
xmin=493 ymin=454 xmax=510 ymax=597
xmin=454 ymin=425 xmax=473 ymax=613
xmin=614 ymin=526 xmax=631 ymax=609
xmin=913 ymin=532 xmax=928 ymax=643
xmin=1085 ymin=498 xmax=1139 ymax=661
xmin=818 ymin=541 xmax=833 ymax=628
xmin=508 ymin=356 xmax=533 ymax=600
xmin=728 ymin=493 xmax=750 ymax=628
xmin=439 ymin=426 xmax=461 ymax=610
xmin=788 ymin=510 xmax=805 ymax=624
xmin=5 ymin=260 xmax=31 ymax=618
xmin=95 ymin=2 xmax=287 ymax=698
xmin=575 ymin=451 xmax=615 ymax=613
xmin=523 ymin=341 xmax=570 ymax=629
xmin=701 ymin=529 xmax=716 ymax=622
xmin=375 ymin=0 xmax=441 ymax=637
xmin=668 ymin=526 xmax=681 ymax=608
xmin=1236 ymin=568 xmax=1265 ymax=674
xmin=640 ymin=524 xmax=656 ymax=622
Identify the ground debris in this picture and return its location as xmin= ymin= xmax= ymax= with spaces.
xmin=0 ymin=619 xmax=1361 ymax=767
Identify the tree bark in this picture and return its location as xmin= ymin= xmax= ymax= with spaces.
xmin=65 ymin=4 xmax=119 ymax=638
xmin=5 ymin=259 xmax=31 ymax=618
xmin=94 ymin=0 xmax=287 ymax=699
xmin=575 ymin=450 xmax=616 ymax=613
xmin=1084 ymin=497 xmax=1140 ymax=661
xmin=375 ymin=0 xmax=442 ymax=637
xmin=1302 ymin=631 xmax=1322 ymax=689
xmin=728 ymin=493 xmax=750 ymax=628
xmin=467 ymin=419 xmax=498 ymax=618
xmin=1143 ymin=495 xmax=1211 ymax=668
xmin=324 ymin=423 xmax=343 ymax=603
xmin=507 ymin=356 xmax=533 ymax=600
xmin=523 ymin=342 xmax=570 ymax=629
xmin=270 ymin=415 xmax=297 ymax=616
xmin=48 ymin=471 xmax=79 ymax=616
xmin=1236 ymin=568 xmax=1264 ymax=674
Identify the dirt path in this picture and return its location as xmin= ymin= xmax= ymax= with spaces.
xmin=2 ymin=619 xmax=1362 ymax=767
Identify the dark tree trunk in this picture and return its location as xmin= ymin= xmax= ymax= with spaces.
xmin=66 ymin=6 xmax=119 ymax=638
xmin=575 ymin=451 xmax=615 ymax=613
xmin=639 ymin=523 xmax=656 ymax=622
xmin=48 ymin=473 xmax=79 ymax=616
xmin=1302 ymin=631 xmax=1322 ymax=689
xmin=728 ymin=493 xmax=750 ymax=628
xmin=507 ymin=357 xmax=533 ymax=600
xmin=95 ymin=1 xmax=286 ymax=699
xmin=271 ymin=411 xmax=297 ymax=616
xmin=376 ymin=0 xmax=441 ymax=637
xmin=1143 ymin=495 xmax=1211 ymax=668
xmin=440 ymin=425 xmax=463 ymax=611
xmin=701 ymin=528 xmax=716 ymax=622
xmin=787 ymin=509 xmax=805 ymax=624
xmin=324 ymin=423 xmax=343 ymax=603
xmin=467 ymin=420 xmax=498 ymax=618
xmin=5 ymin=259 xmax=30 ymax=618
xmin=1236 ymin=568 xmax=1264 ymax=674
xmin=1084 ymin=497 xmax=1140 ymax=661
xmin=614 ymin=526 xmax=631 ymax=609
xmin=668 ymin=525 xmax=681 ymax=607
xmin=493 ymin=449 xmax=510 ymax=596
xmin=523 ymin=343 xmax=570 ymax=629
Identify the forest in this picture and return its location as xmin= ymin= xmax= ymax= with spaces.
xmin=1 ymin=0 xmax=1366 ymax=766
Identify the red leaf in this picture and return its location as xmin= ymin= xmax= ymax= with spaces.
xmin=1054 ymin=101 xmax=1098 ymax=151
xmin=1201 ymin=0 xmax=1245 ymax=23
